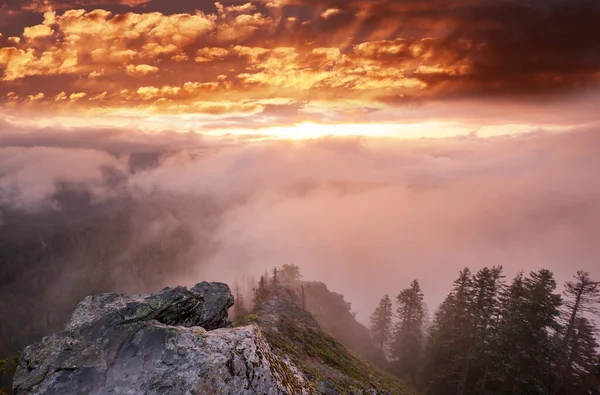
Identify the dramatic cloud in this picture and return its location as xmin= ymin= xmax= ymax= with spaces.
xmin=1 ymin=0 xmax=598 ymax=127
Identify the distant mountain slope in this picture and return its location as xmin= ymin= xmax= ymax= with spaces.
xmin=301 ymin=281 xmax=389 ymax=369
xmin=257 ymin=296 xmax=414 ymax=394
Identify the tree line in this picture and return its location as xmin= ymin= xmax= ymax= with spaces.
xmin=369 ymin=267 xmax=600 ymax=394
xmin=232 ymin=263 xmax=304 ymax=320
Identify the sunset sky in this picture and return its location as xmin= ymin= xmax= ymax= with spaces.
xmin=1 ymin=0 xmax=599 ymax=140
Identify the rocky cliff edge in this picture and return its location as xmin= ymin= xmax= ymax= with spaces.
xmin=12 ymin=282 xmax=310 ymax=395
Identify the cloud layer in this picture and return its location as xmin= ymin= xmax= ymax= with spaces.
xmin=1 ymin=0 xmax=599 ymax=125
xmin=2 ymin=127 xmax=600 ymax=322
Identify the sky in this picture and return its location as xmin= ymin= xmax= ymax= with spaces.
xmin=1 ymin=0 xmax=600 ymax=325
xmin=1 ymin=0 xmax=600 ymax=138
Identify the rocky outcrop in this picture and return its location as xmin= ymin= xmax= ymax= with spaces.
xmin=66 ymin=281 xmax=234 ymax=332
xmin=13 ymin=282 xmax=310 ymax=395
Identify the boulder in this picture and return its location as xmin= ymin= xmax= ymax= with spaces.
xmin=13 ymin=282 xmax=311 ymax=395
xmin=65 ymin=281 xmax=234 ymax=332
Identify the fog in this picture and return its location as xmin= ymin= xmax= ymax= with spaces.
xmin=1 ymin=127 xmax=600 ymax=345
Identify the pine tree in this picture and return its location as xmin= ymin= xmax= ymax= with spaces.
xmin=392 ymin=279 xmax=425 ymax=382
xmin=279 ymin=263 xmax=302 ymax=285
xmin=558 ymin=316 xmax=600 ymax=394
xmin=270 ymin=267 xmax=279 ymax=292
xmin=421 ymin=268 xmax=473 ymax=394
xmin=553 ymin=271 xmax=600 ymax=393
xmin=457 ymin=266 xmax=504 ymax=395
xmin=562 ymin=271 xmax=600 ymax=337
xmin=263 ymin=270 xmax=271 ymax=285
xmin=484 ymin=271 xmax=527 ymax=394
xmin=419 ymin=267 xmax=504 ymax=394
xmin=253 ymin=275 xmax=270 ymax=306
xmin=487 ymin=269 xmax=562 ymax=395
xmin=369 ymin=294 xmax=393 ymax=351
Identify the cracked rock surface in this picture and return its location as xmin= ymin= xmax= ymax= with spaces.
xmin=13 ymin=282 xmax=310 ymax=395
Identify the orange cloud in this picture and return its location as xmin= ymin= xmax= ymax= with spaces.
xmin=0 ymin=9 xmax=215 ymax=81
xmin=195 ymin=47 xmax=229 ymax=63
xmin=2 ymin=0 xmax=598 ymax=122
xmin=141 ymin=43 xmax=179 ymax=57
xmin=54 ymin=92 xmax=68 ymax=101
xmin=0 ymin=47 xmax=79 ymax=81
xmin=126 ymin=64 xmax=159 ymax=76
xmin=212 ymin=2 xmax=277 ymax=42
xmin=235 ymin=45 xmax=427 ymax=93
xmin=23 ymin=24 xmax=53 ymax=40
xmin=321 ymin=8 xmax=342 ymax=19
xmin=27 ymin=93 xmax=46 ymax=101
xmin=69 ymin=92 xmax=87 ymax=101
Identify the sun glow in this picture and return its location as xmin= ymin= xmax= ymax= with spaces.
xmin=217 ymin=121 xmax=474 ymax=140
xmin=220 ymin=121 xmax=556 ymax=140
xmin=265 ymin=122 xmax=370 ymax=139
xmin=4 ymin=113 xmax=572 ymax=143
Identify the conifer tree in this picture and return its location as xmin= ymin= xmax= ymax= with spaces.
xmin=487 ymin=269 xmax=562 ymax=395
xmin=270 ymin=267 xmax=279 ymax=292
xmin=369 ymin=294 xmax=393 ymax=351
xmin=457 ymin=266 xmax=504 ymax=395
xmin=280 ymin=264 xmax=302 ymax=284
xmin=558 ymin=316 xmax=600 ymax=394
xmin=553 ymin=271 xmax=600 ymax=393
xmin=263 ymin=270 xmax=271 ymax=285
xmin=253 ymin=275 xmax=270 ymax=306
xmin=562 ymin=271 xmax=600 ymax=335
xmin=421 ymin=268 xmax=473 ymax=394
xmin=392 ymin=279 xmax=425 ymax=381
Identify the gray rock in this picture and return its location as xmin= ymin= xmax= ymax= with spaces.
xmin=190 ymin=282 xmax=234 ymax=330
xmin=316 ymin=380 xmax=338 ymax=394
xmin=67 ymin=282 xmax=234 ymax=332
xmin=13 ymin=282 xmax=311 ymax=395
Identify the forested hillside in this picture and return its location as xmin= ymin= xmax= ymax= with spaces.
xmin=228 ymin=264 xmax=600 ymax=394
xmin=369 ymin=268 xmax=600 ymax=395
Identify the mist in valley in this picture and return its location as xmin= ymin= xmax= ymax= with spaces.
xmin=2 ymin=126 xmax=600 ymax=361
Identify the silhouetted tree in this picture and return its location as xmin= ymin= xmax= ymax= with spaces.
xmin=270 ymin=267 xmax=279 ymax=292
xmin=422 ymin=268 xmax=473 ymax=394
xmin=253 ymin=275 xmax=270 ymax=306
xmin=458 ymin=266 xmax=504 ymax=394
xmin=280 ymin=264 xmax=302 ymax=285
xmin=487 ymin=269 xmax=562 ymax=395
xmin=558 ymin=316 xmax=600 ymax=394
xmin=553 ymin=271 xmax=600 ymax=393
xmin=392 ymin=279 xmax=424 ymax=382
xmin=370 ymin=295 xmax=393 ymax=351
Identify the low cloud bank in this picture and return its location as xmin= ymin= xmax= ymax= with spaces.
xmin=1 ymin=127 xmax=600 ymax=354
